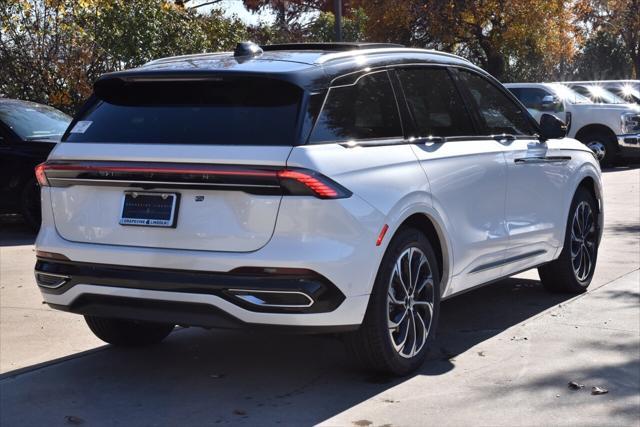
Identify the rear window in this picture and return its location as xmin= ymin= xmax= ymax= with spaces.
xmin=64 ymin=77 xmax=303 ymax=145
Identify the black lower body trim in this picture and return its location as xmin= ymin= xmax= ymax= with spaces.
xmin=469 ymin=250 xmax=547 ymax=274
xmin=36 ymin=259 xmax=345 ymax=314
xmin=47 ymin=296 xmax=358 ymax=334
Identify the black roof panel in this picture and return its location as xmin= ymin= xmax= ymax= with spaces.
xmin=97 ymin=45 xmax=482 ymax=92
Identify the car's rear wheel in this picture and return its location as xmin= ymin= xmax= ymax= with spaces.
xmin=345 ymin=227 xmax=440 ymax=375
xmin=85 ymin=316 xmax=175 ymax=346
xmin=538 ymin=187 xmax=599 ymax=293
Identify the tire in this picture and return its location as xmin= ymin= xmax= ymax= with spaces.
xmin=85 ymin=316 xmax=175 ymax=346
xmin=20 ymin=177 xmax=42 ymax=231
xmin=579 ymin=132 xmax=616 ymax=167
xmin=538 ymin=187 xmax=599 ymax=293
xmin=345 ymin=227 xmax=441 ymax=376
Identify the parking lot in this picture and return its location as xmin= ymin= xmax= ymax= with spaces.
xmin=1 ymin=164 xmax=638 ymax=426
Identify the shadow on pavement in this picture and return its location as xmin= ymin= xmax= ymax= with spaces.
xmin=0 ymin=277 xmax=574 ymax=426
xmin=601 ymin=161 xmax=639 ymax=173
xmin=0 ymin=215 xmax=36 ymax=247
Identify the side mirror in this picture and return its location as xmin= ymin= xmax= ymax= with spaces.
xmin=539 ymin=113 xmax=567 ymax=140
xmin=540 ymin=95 xmax=559 ymax=111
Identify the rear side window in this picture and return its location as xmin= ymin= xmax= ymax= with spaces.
xmin=459 ymin=71 xmax=537 ymax=136
xmin=509 ymin=88 xmax=549 ymax=109
xmin=309 ymin=72 xmax=402 ymax=143
xmin=64 ymin=77 xmax=303 ymax=145
xmin=397 ymin=68 xmax=475 ymax=137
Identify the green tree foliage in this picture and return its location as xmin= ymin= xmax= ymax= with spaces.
xmin=353 ymin=0 xmax=578 ymax=81
xmin=571 ymin=31 xmax=634 ymax=79
xmin=574 ymin=0 xmax=640 ymax=78
xmin=305 ymin=8 xmax=367 ymax=42
xmin=75 ymin=0 xmax=210 ymax=69
xmin=1 ymin=0 xmax=247 ymax=113
xmin=1 ymin=0 xmax=636 ymax=115
xmin=198 ymin=8 xmax=249 ymax=51
xmin=0 ymin=0 xmax=114 ymax=111
xmin=248 ymin=7 xmax=366 ymax=44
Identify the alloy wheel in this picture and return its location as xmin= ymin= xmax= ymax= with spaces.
xmin=387 ymin=247 xmax=435 ymax=359
xmin=570 ymin=201 xmax=597 ymax=282
xmin=586 ymin=141 xmax=606 ymax=161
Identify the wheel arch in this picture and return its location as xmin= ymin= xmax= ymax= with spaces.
xmin=575 ymin=174 xmax=604 ymax=244
xmin=389 ymin=211 xmax=453 ymax=297
xmin=574 ymin=124 xmax=617 ymax=147
xmin=564 ymin=163 xmax=604 ymax=248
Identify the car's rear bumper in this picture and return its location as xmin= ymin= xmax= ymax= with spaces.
xmin=35 ymin=185 xmax=386 ymax=328
xmin=35 ymin=258 xmax=368 ymax=331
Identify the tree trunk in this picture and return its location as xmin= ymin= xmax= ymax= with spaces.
xmin=485 ymin=52 xmax=506 ymax=80
xmin=478 ymin=38 xmax=506 ymax=80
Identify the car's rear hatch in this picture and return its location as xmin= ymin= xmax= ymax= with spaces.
xmin=43 ymin=75 xmax=305 ymax=252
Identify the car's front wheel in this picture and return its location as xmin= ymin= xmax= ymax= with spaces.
xmin=580 ymin=132 xmax=616 ymax=167
xmin=345 ymin=227 xmax=440 ymax=375
xmin=538 ymin=187 xmax=599 ymax=293
xmin=85 ymin=316 xmax=175 ymax=346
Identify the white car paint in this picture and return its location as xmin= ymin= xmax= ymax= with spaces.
xmin=36 ymin=134 xmax=602 ymax=325
xmin=35 ymin=55 xmax=604 ymax=329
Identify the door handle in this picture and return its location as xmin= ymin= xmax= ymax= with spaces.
xmin=514 ymin=156 xmax=571 ymax=164
xmin=493 ymin=134 xmax=516 ymax=142
xmin=410 ymin=136 xmax=445 ymax=144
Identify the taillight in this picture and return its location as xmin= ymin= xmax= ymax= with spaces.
xmin=277 ymin=169 xmax=351 ymax=199
xmin=35 ymin=163 xmax=48 ymax=187
xmin=36 ymin=161 xmax=351 ymax=199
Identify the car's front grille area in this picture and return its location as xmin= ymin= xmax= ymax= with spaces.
xmin=625 ymin=114 xmax=640 ymax=133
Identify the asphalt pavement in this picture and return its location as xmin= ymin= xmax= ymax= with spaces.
xmin=0 ymin=164 xmax=638 ymax=426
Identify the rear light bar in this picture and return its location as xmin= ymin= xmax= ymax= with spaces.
xmin=35 ymin=161 xmax=351 ymax=199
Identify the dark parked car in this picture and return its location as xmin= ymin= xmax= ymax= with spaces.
xmin=0 ymin=99 xmax=71 ymax=228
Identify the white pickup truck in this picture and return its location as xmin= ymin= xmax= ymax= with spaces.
xmin=505 ymin=82 xmax=640 ymax=165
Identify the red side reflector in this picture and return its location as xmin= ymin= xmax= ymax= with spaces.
xmin=35 ymin=163 xmax=48 ymax=186
xmin=277 ymin=170 xmax=339 ymax=198
xmin=376 ymin=224 xmax=389 ymax=246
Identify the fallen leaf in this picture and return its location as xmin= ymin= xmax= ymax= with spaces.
xmin=64 ymin=415 xmax=84 ymax=425
xmin=591 ymin=386 xmax=609 ymax=395
xmin=568 ymin=381 xmax=585 ymax=390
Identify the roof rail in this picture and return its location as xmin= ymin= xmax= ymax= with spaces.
xmin=314 ymin=47 xmax=471 ymax=65
xmin=261 ymin=42 xmax=404 ymax=52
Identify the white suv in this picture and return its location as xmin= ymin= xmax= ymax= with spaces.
xmin=34 ymin=43 xmax=603 ymax=375
xmin=506 ymin=82 xmax=640 ymax=165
